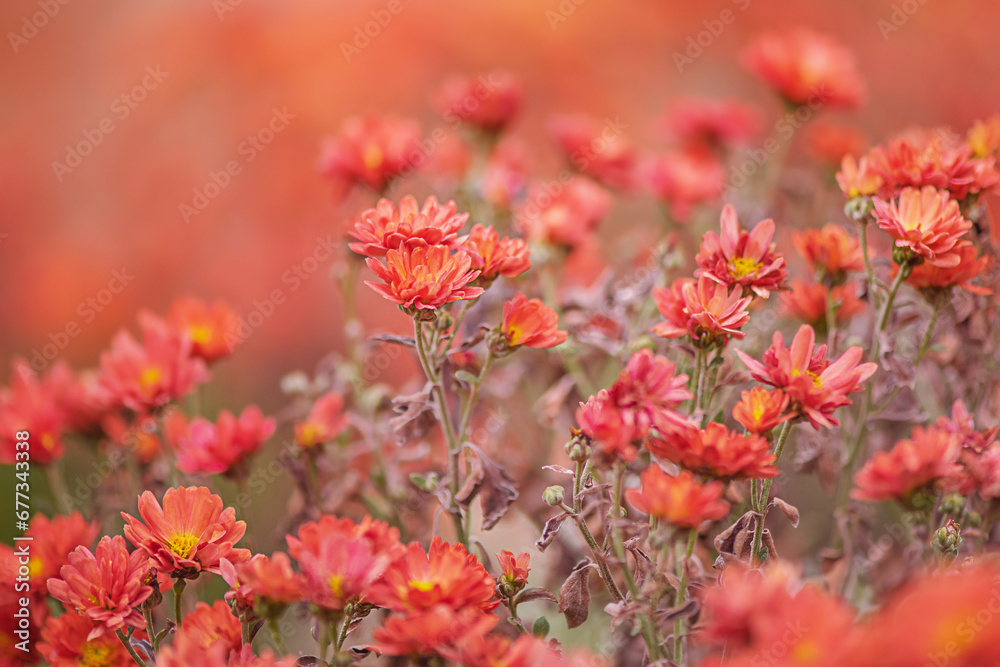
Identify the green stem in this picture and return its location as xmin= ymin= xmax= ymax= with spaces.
xmin=143 ymin=609 xmax=158 ymax=651
xmin=173 ymin=579 xmax=186 ymax=627
xmin=241 ymin=616 xmax=251 ymax=646
xmin=673 ymin=529 xmax=698 ymax=665
xmin=689 ymin=348 xmax=706 ymax=417
xmin=574 ymin=513 xmax=624 ymax=603
xmin=334 ymin=614 xmax=351 ymax=654
xmin=749 ymin=421 xmax=793 ymax=566
xmin=859 ymin=222 xmax=877 ymax=307
xmin=269 ymin=616 xmax=287 ymax=654
xmin=116 ymin=629 xmax=148 ymax=667
xmin=318 ymin=619 xmax=331 ymax=663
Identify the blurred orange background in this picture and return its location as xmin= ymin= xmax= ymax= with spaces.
xmin=3 ymin=0 xmax=999 ymax=412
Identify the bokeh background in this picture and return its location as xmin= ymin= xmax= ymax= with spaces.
xmin=3 ymin=0 xmax=999 ymax=412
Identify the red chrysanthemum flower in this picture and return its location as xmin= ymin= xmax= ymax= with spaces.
xmin=549 ymin=114 xmax=636 ymax=190
xmin=321 ymin=115 xmax=422 ymax=199
xmin=371 ymin=605 xmax=498 ymax=661
xmin=732 ymin=387 xmax=792 ymax=435
xmin=38 ymin=611 xmax=139 ymax=667
xmin=515 ymin=177 xmax=611 ymax=248
xmin=175 ymin=405 xmax=275 ymax=477
xmin=457 ymin=224 xmax=531 ymax=282
xmin=872 ymin=186 xmax=972 ymax=267
xmin=98 ymin=312 xmax=209 ymax=413
xmin=792 ymin=224 xmax=864 ymax=279
xmin=660 ymin=97 xmax=761 ymax=150
xmin=232 ymin=553 xmax=306 ymax=611
xmin=294 ymin=391 xmax=349 ymax=449
xmin=364 ymin=245 xmax=484 ymax=311
xmin=836 ymin=154 xmax=883 ymax=199
xmin=9 ymin=512 xmax=100 ymax=590
xmin=894 ymin=241 xmax=992 ymax=295
xmin=496 ymin=550 xmax=531 ymax=588
xmin=851 ymin=426 xmax=962 ymax=503
xmin=0 ymin=359 xmax=73 ymax=465
xmin=652 ymin=276 xmax=752 ymax=345
xmin=575 ymin=349 xmax=694 ymax=462
xmin=741 ymin=28 xmax=864 ymax=109
xmin=643 ymin=148 xmax=726 ymax=223
xmin=434 ymin=71 xmax=523 ymax=133
xmin=174 ymin=600 xmax=241 ymax=652
xmin=348 ymin=195 xmax=469 ymax=258
xmin=935 ymin=400 xmax=998 ymax=454
xmin=696 ymin=205 xmax=787 ymax=298
xmin=165 ymin=297 xmax=240 ymax=363
xmin=47 ymin=536 xmax=151 ymax=640
xmin=647 ymin=422 xmax=779 ymax=480
xmin=500 ymin=293 xmax=568 ymax=349
xmin=122 ymin=486 xmax=250 ymax=578
xmin=780 ymin=280 xmax=865 ymax=328
xmin=370 ymin=536 xmax=498 ymax=613
xmin=735 ymin=324 xmax=877 ymax=429
xmin=626 ymin=466 xmax=730 ymax=529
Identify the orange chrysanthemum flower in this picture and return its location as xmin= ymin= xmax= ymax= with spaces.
xmin=175 ymin=405 xmax=275 ymax=477
xmin=321 ymin=115 xmax=422 ymax=199
xmin=791 ymin=224 xmax=864 ymax=279
xmin=365 ymin=245 xmax=484 ymax=311
xmin=165 ymin=297 xmax=240 ymax=363
xmin=173 ymin=600 xmax=241 ymax=652
xmin=370 ymin=536 xmax=498 ymax=613
xmin=46 ymin=536 xmax=152 ymax=640
xmin=348 ymin=195 xmax=468 ymax=258
xmin=968 ymin=115 xmax=1000 ymax=159
xmin=780 ymin=280 xmax=866 ymax=328
xmin=500 ymin=293 xmax=568 ymax=349
xmin=496 ymin=550 xmax=531 ymax=588
xmin=851 ymin=426 xmax=962 ymax=503
xmin=549 ymin=115 xmax=636 ymax=190
xmin=5 ymin=512 xmax=100 ymax=588
xmin=735 ymin=324 xmax=877 ymax=430
xmin=234 ymin=552 xmax=306 ymax=610
xmin=872 ymin=186 xmax=972 ymax=267
xmin=647 ymin=422 xmax=778 ymax=480
xmin=122 ymin=486 xmax=250 ymax=578
xmin=515 ymin=177 xmax=611 ymax=248
xmin=741 ymin=28 xmax=864 ymax=109
xmin=643 ymin=148 xmax=726 ymax=223
xmin=696 ymin=205 xmax=787 ymax=298
xmin=434 ymin=71 xmax=523 ymax=133
xmin=652 ymin=276 xmax=752 ymax=346
xmin=894 ymin=241 xmax=992 ymax=295
xmin=38 ymin=611 xmax=140 ymax=667
xmin=371 ymin=605 xmax=498 ymax=661
xmin=836 ymin=155 xmax=883 ymax=199
xmin=626 ymin=466 xmax=730 ymax=529
xmin=732 ymin=387 xmax=792 ymax=435
xmin=294 ymin=391 xmax=349 ymax=449
xmin=0 ymin=360 xmax=74 ymax=465
xmin=458 ymin=224 xmax=531 ymax=282
xmin=660 ymin=97 xmax=761 ymax=150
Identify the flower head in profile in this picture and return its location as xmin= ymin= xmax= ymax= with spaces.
xmin=122 ymin=486 xmax=249 ymax=578
xmin=935 ymin=400 xmax=998 ymax=454
xmin=732 ymin=387 xmax=792 ymax=435
xmin=370 ymin=536 xmax=498 ymax=613
xmin=499 ymin=293 xmax=568 ymax=349
xmin=230 ymin=553 xmax=305 ymax=615
xmin=643 ymin=148 xmax=726 ymax=223
xmin=872 ymin=186 xmax=972 ymax=267
xmin=647 ymin=423 xmax=778 ymax=480
xmin=38 ymin=611 xmax=139 ymax=667
xmin=496 ymin=550 xmax=531 ymax=590
xmin=0 ymin=359 xmax=72 ymax=465
xmin=348 ymin=195 xmax=468 ymax=257
xmin=696 ymin=205 xmax=787 ymax=298
xmin=549 ymin=115 xmax=636 ymax=190
xmin=791 ymin=224 xmax=864 ymax=281
xmin=174 ymin=600 xmax=241 ymax=652
xmin=165 ymin=297 xmax=240 ymax=363
xmin=321 ymin=115 xmax=422 ymax=199
xmin=735 ymin=324 xmax=877 ymax=429
xmin=46 ymin=536 xmax=151 ymax=640
xmin=836 ymin=155 xmax=883 ymax=199
xmin=627 ymin=467 xmax=730 ymax=529
xmin=741 ymin=28 xmax=864 ymax=108
xmin=515 ymin=177 xmax=611 ymax=248
xmin=852 ymin=426 xmax=962 ymax=503
xmin=652 ymin=276 xmax=752 ymax=347
xmin=175 ymin=406 xmax=275 ymax=477
xmin=365 ymin=245 xmax=484 ymax=311
xmin=434 ymin=71 xmax=523 ymax=133
xmin=661 ymin=97 xmax=761 ymax=150
xmin=98 ymin=312 xmax=210 ymax=413
xmin=294 ymin=391 xmax=349 ymax=449
xmin=457 ymin=224 xmax=531 ymax=282
xmin=896 ymin=241 xmax=992 ymax=295
xmin=968 ymin=115 xmax=1000 ymax=159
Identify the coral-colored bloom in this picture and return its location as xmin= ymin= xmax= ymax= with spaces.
xmin=47 ymin=536 xmax=151 ymax=640
xmin=175 ymin=600 xmax=241 ymax=652
xmin=370 ymin=536 xmax=498 ymax=613
xmin=696 ymin=205 xmax=787 ymax=298
xmin=175 ymin=406 xmax=275 ymax=476
xmin=968 ymin=115 xmax=1000 ymax=159
xmin=435 ymin=71 xmax=523 ymax=133
xmin=549 ymin=115 xmax=636 ymax=190
xmin=500 ymin=293 xmax=568 ymax=349
xmin=294 ymin=391 xmax=349 ymax=449
xmin=515 ymin=177 xmax=611 ymax=248
xmin=660 ymin=97 xmax=760 ymax=150
xmin=627 ymin=467 xmax=730 ymax=528
xmin=732 ymin=387 xmax=792 ymax=435
xmin=165 ymin=297 xmax=240 ymax=363
xmin=851 ymin=426 xmax=962 ymax=503
xmin=0 ymin=359 xmax=71 ymax=465
xmin=935 ymin=400 xmax=998 ymax=454
xmin=457 ymin=224 xmax=531 ymax=282
xmin=741 ymin=28 xmax=864 ymax=108
xmin=780 ymin=280 xmax=865 ymax=327
xmin=791 ymin=224 xmax=864 ymax=279
xmin=122 ymin=486 xmax=249 ymax=578
xmin=735 ymin=324 xmax=877 ymax=429
xmin=365 ymin=245 xmax=484 ymax=311
xmin=372 ymin=605 xmax=498 ymax=660
xmin=836 ymin=154 xmax=883 ymax=199
xmin=235 ymin=553 xmax=306 ymax=609
xmin=896 ymin=241 xmax=992 ymax=295
xmin=348 ymin=195 xmax=469 ymax=258
xmin=806 ymin=120 xmax=867 ymax=167
xmin=652 ymin=276 xmax=752 ymax=345
xmin=575 ymin=349 xmax=694 ymax=462
xmin=496 ymin=550 xmax=531 ymax=588
xmin=38 ymin=612 xmax=139 ymax=667
xmin=321 ymin=115 xmax=422 ymax=199
xmin=647 ymin=422 xmax=779 ymax=480
xmin=872 ymin=186 xmax=972 ymax=267
xmin=643 ymin=149 xmax=726 ymax=223
xmin=98 ymin=312 xmax=209 ymax=413
xmin=14 ymin=512 xmax=101 ymax=587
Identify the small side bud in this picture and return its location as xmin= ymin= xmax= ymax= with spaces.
xmin=542 ymin=485 xmax=565 ymax=507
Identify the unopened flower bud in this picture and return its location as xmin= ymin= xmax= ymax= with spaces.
xmin=435 ymin=312 xmax=455 ymax=332
xmin=542 ymin=485 xmax=565 ymax=507
xmin=932 ymin=520 xmax=961 ymax=556
xmin=845 ymin=196 xmax=872 ymax=221
xmin=140 ymin=568 xmax=162 ymax=612
xmin=940 ymin=493 xmax=965 ymax=517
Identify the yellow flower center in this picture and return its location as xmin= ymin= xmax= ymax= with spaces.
xmin=730 ymin=256 xmax=762 ymax=279
xmin=80 ymin=641 xmax=115 ymax=667
xmin=792 ymin=368 xmax=823 ymax=387
xmin=297 ymin=422 xmax=323 ymax=448
xmin=329 ymin=574 xmax=344 ymax=598
xmin=752 ymin=406 xmax=764 ymax=421
xmin=505 ymin=324 xmax=523 ymax=347
xmin=187 ymin=325 xmax=212 ymax=345
xmin=791 ymin=639 xmax=821 ymax=663
xmin=27 ymin=557 xmax=43 ymax=578
xmin=139 ymin=366 xmax=163 ymax=394
xmin=363 ymin=144 xmax=384 ymax=170
xmin=167 ymin=533 xmax=199 ymax=559
xmin=41 ymin=433 xmax=55 ymax=452
xmin=408 ymin=580 xmax=436 ymax=593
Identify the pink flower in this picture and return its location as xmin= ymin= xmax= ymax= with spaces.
xmin=660 ymin=97 xmax=761 ymax=150
xmin=175 ymin=406 xmax=276 ymax=476
xmin=500 ymin=293 xmax=568 ymax=349
xmin=643 ymin=149 xmax=726 ymax=223
xmin=294 ymin=391 xmax=349 ymax=449
xmin=696 ymin=205 xmax=787 ymax=298
xmin=348 ymin=195 xmax=468 ymax=258
xmin=434 ymin=71 xmax=523 ymax=133
xmin=549 ymin=115 xmax=636 ymax=190
xmin=0 ymin=359 xmax=71 ymax=465
xmin=652 ymin=276 xmax=752 ymax=346
xmin=515 ymin=177 xmax=611 ymax=248
xmin=872 ymin=186 xmax=972 ymax=267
